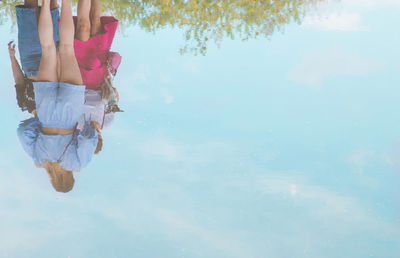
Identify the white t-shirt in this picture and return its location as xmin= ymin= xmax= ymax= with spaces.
xmin=103 ymin=112 xmax=115 ymax=129
xmin=77 ymin=90 xmax=106 ymax=130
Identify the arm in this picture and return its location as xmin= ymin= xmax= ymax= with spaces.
xmin=8 ymin=41 xmax=25 ymax=85
xmin=107 ymin=52 xmax=121 ymax=76
xmin=17 ymin=117 xmax=41 ymax=158
xmin=76 ymin=119 xmax=98 ymax=169
xmin=9 ymin=41 xmax=37 ymax=113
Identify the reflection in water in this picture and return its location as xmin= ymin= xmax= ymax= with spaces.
xmin=93 ymin=0 xmax=321 ymax=54
xmin=3 ymin=0 xmax=321 ymax=55
xmin=2 ymin=0 xmax=400 ymax=256
xmin=5 ymin=0 xmax=322 ymax=192
xmin=10 ymin=0 xmax=120 ymax=192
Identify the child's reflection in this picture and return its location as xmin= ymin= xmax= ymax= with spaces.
xmin=16 ymin=0 xmax=98 ymax=193
xmin=77 ymin=89 xmax=104 ymax=154
xmin=74 ymin=0 xmax=121 ymax=109
xmin=73 ymin=0 xmax=122 ymax=155
xmin=8 ymin=0 xmax=59 ymax=113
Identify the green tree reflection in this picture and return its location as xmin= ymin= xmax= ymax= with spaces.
xmin=0 ymin=0 xmax=18 ymax=25
xmin=1 ymin=0 xmax=322 ymax=55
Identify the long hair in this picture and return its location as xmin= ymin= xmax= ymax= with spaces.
xmin=100 ymin=73 xmax=123 ymax=114
xmin=100 ymin=75 xmax=114 ymax=101
xmin=43 ymin=162 xmax=75 ymax=193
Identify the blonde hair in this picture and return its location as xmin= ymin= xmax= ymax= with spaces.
xmin=101 ymin=72 xmax=123 ymax=114
xmin=100 ymin=75 xmax=114 ymax=101
xmin=44 ymin=162 xmax=75 ymax=193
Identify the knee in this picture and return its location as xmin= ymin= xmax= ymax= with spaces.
xmin=91 ymin=15 xmax=101 ymax=23
xmin=41 ymin=44 xmax=56 ymax=53
xmin=58 ymin=43 xmax=74 ymax=53
xmin=76 ymin=21 xmax=90 ymax=41
xmin=77 ymin=18 xmax=90 ymax=33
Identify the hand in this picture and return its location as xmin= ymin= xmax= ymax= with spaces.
xmin=8 ymin=41 xmax=16 ymax=57
xmin=90 ymin=121 xmax=101 ymax=131
xmin=81 ymin=124 xmax=96 ymax=138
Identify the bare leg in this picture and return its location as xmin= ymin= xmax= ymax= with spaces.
xmin=25 ymin=0 xmax=56 ymax=23
xmin=75 ymin=0 xmax=91 ymax=41
xmin=51 ymin=0 xmax=59 ymax=78
xmin=36 ymin=0 xmax=57 ymax=82
xmin=24 ymin=0 xmax=38 ymax=8
xmin=90 ymin=0 xmax=102 ymax=36
xmin=59 ymin=0 xmax=83 ymax=85
xmin=57 ymin=51 xmax=61 ymax=79
xmin=50 ymin=0 xmax=58 ymax=10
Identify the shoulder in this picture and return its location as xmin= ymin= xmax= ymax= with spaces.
xmin=18 ymin=117 xmax=41 ymax=130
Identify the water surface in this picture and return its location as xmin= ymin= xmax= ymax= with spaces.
xmin=0 ymin=0 xmax=399 ymax=257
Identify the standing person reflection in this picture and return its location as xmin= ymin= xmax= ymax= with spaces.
xmin=17 ymin=0 xmax=98 ymax=193
xmin=77 ymin=89 xmax=105 ymax=154
xmin=74 ymin=0 xmax=121 ymax=105
xmin=8 ymin=0 xmax=60 ymax=114
xmin=76 ymin=88 xmax=123 ymax=155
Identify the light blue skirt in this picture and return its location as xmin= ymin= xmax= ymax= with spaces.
xmin=33 ymin=82 xmax=85 ymax=129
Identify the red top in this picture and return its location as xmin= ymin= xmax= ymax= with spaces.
xmin=73 ymin=16 xmax=121 ymax=90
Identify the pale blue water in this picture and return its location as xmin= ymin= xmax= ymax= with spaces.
xmin=0 ymin=0 xmax=400 ymax=257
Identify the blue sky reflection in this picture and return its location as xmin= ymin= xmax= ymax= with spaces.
xmin=0 ymin=0 xmax=400 ymax=257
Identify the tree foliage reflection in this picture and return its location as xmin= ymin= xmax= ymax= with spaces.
xmin=1 ymin=0 xmax=322 ymax=55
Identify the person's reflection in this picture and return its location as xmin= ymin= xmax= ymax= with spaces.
xmin=8 ymin=0 xmax=59 ymax=114
xmin=74 ymin=0 xmax=121 ymax=109
xmin=72 ymin=0 xmax=122 ymax=154
xmin=16 ymin=0 xmax=98 ymax=193
xmin=76 ymin=86 xmax=122 ymax=156
xmin=77 ymin=89 xmax=105 ymax=154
